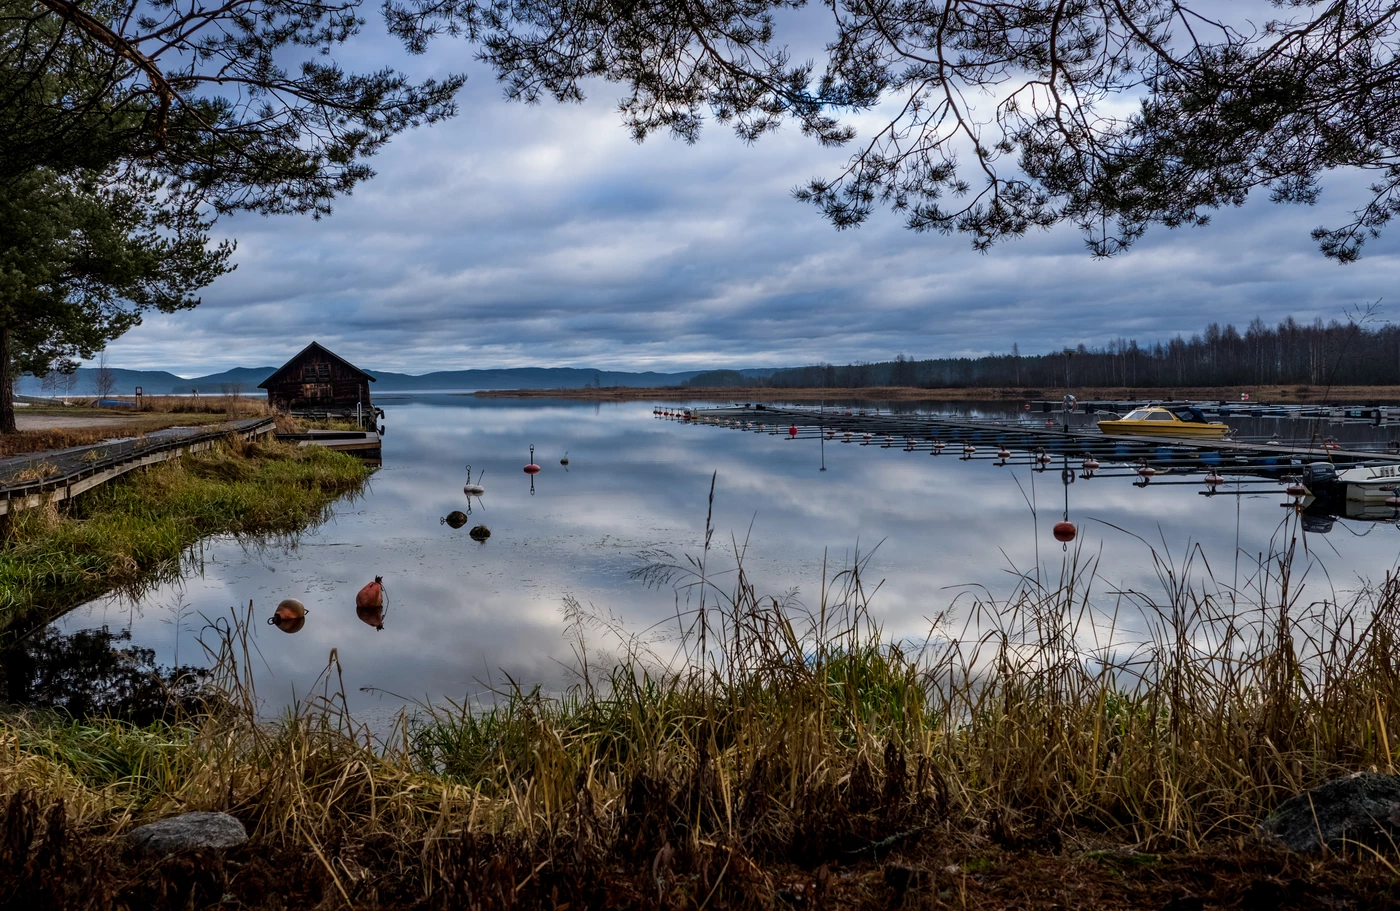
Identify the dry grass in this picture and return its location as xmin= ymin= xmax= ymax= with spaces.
xmin=3 ymin=487 xmax=1400 ymax=906
xmin=125 ymin=395 xmax=275 ymax=417
xmin=8 ymin=462 xmax=59 ymax=483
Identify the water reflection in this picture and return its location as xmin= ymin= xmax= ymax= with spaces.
xmin=39 ymin=395 xmax=1400 ymax=716
xmin=0 ymin=626 xmax=206 ymax=723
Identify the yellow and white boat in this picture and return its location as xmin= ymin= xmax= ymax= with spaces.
xmin=1096 ymin=406 xmax=1231 ymax=439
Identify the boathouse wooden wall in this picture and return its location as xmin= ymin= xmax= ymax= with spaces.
xmin=259 ymin=343 xmax=375 ymax=412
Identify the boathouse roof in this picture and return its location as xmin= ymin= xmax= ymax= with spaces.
xmin=258 ymin=341 xmax=377 ymax=389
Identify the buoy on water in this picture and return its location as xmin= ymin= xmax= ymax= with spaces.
xmin=1137 ymin=465 xmax=1157 ymax=479
xmin=1286 ymin=483 xmax=1307 ymax=498
xmin=355 ymin=577 xmax=386 ymax=631
xmin=1053 ymin=521 xmax=1077 ymax=543
xmin=560 ymin=452 xmax=570 ymax=466
xmin=789 ymin=425 xmax=799 ymax=438
xmin=1204 ymin=473 xmax=1224 ymax=488
xmin=470 ymin=524 xmax=491 ymax=541
xmin=524 ymin=445 xmax=541 ymax=474
xmin=268 ymin=598 xmax=307 ymax=634
xmin=1083 ymin=458 xmax=1100 ymax=473
xmin=463 ymin=465 xmax=485 ymax=496
xmin=443 ymin=510 xmax=468 ymax=529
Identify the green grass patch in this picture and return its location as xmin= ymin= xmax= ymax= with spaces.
xmin=0 ymin=439 xmax=368 ymax=631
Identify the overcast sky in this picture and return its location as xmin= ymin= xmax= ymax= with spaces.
xmin=103 ymin=11 xmax=1400 ymax=376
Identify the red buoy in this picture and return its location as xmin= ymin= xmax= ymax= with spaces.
xmin=789 ymin=425 xmax=798 ymax=437
xmin=356 ymin=577 xmax=385 ymax=631
xmin=1286 ymin=484 xmax=1307 ymax=498
xmin=524 ymin=443 xmax=541 ymax=474
xmin=1053 ymin=521 xmax=1077 ymax=543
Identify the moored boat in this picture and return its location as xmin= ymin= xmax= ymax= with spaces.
xmin=1096 ymin=406 xmax=1231 ymax=439
xmin=1299 ymin=462 xmax=1400 ymax=508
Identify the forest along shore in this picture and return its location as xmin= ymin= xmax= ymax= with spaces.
xmin=473 ymin=384 xmax=1400 ymax=403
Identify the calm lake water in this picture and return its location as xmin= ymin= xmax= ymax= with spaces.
xmin=52 ymin=394 xmax=1400 ymax=715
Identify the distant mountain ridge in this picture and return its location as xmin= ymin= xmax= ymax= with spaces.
xmin=16 ymin=365 xmax=778 ymax=396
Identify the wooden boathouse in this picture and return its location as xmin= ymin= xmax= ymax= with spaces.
xmin=259 ymin=342 xmax=375 ymax=416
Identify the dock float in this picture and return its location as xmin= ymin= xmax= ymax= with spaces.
xmin=275 ymin=429 xmax=382 ymax=462
xmin=673 ymin=405 xmax=1400 ymax=476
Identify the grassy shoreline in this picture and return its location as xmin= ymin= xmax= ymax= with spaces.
xmin=0 ymin=437 xmax=368 ymax=636
xmin=3 ymin=527 xmax=1399 ymax=906
xmin=474 ymin=383 xmax=1400 ymax=403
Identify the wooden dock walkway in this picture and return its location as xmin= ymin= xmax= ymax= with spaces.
xmin=275 ymin=429 xmax=382 ymax=462
xmin=0 ymin=417 xmax=276 ymax=516
xmin=683 ymin=405 xmax=1400 ymax=474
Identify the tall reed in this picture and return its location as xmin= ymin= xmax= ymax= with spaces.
xmin=2 ymin=506 xmax=1397 ymax=866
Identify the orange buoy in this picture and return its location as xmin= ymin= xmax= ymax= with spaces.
xmin=268 ymin=598 xmax=307 ymax=634
xmin=356 ymin=576 xmax=386 ymax=631
xmin=1053 ymin=521 xmax=1077 ymax=543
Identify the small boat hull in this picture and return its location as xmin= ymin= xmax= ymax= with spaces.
xmin=1097 ymin=420 xmax=1230 ymax=439
xmin=1336 ymin=465 xmax=1400 ymax=503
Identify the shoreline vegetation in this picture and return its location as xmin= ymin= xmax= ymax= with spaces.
xmin=473 ymin=384 xmax=1400 ymax=403
xmin=0 ymin=436 xmax=368 ymax=637
xmin=4 ymin=524 xmax=1400 ymax=906
xmin=0 ymin=396 xmax=281 ymax=458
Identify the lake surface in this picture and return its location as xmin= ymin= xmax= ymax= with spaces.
xmin=52 ymin=395 xmax=1400 ymax=717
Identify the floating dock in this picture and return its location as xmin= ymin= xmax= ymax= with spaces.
xmin=1031 ymin=399 xmax=1400 ymax=423
xmin=275 ymin=429 xmax=382 ymax=462
xmin=671 ymin=405 xmax=1400 ymax=477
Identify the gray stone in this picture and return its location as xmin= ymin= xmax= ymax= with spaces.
xmin=1260 ymin=772 xmax=1400 ymax=853
xmin=126 ymin=811 xmax=248 ymax=854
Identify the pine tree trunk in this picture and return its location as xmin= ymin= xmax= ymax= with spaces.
xmin=0 ymin=325 xmax=15 ymax=434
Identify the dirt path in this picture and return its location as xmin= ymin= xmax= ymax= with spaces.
xmin=14 ymin=413 xmax=147 ymax=431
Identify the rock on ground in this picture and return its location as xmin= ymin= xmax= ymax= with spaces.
xmin=126 ymin=811 xmax=248 ymax=854
xmin=1261 ymin=772 xmax=1400 ymax=853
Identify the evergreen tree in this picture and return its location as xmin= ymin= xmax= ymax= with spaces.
xmin=0 ymin=166 xmax=231 ymax=431
xmin=388 ymin=0 xmax=1400 ymax=259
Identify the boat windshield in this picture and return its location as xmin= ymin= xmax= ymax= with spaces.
xmin=1122 ymin=409 xmax=1153 ymax=421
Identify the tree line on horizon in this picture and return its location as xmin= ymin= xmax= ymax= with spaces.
xmin=685 ymin=317 xmax=1400 ymax=391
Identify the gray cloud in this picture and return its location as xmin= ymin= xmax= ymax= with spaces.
xmin=102 ymin=28 xmax=1400 ymax=375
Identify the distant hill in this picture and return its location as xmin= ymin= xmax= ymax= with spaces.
xmin=683 ymin=370 xmax=754 ymax=388
xmin=16 ymin=365 xmax=778 ymax=395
